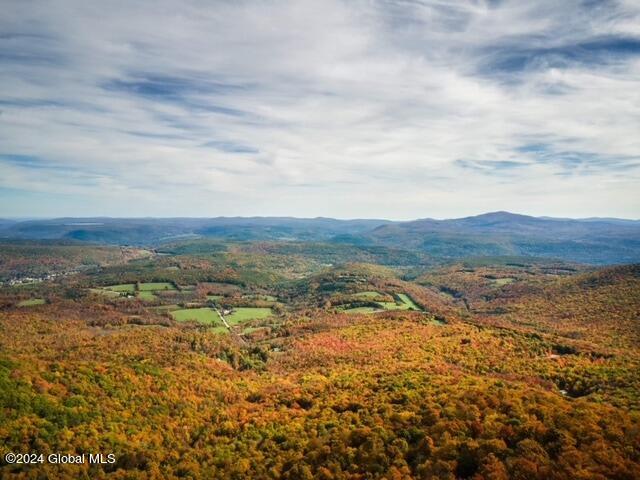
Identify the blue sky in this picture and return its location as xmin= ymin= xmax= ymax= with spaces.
xmin=1 ymin=0 xmax=639 ymax=219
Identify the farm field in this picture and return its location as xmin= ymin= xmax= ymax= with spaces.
xmin=396 ymin=293 xmax=421 ymax=310
xmin=337 ymin=292 xmax=421 ymax=313
xmin=225 ymin=307 xmax=273 ymax=325
xmin=104 ymin=283 xmax=136 ymax=293
xmin=376 ymin=301 xmax=405 ymax=310
xmin=137 ymin=290 xmax=156 ymax=300
xmin=139 ymin=282 xmax=176 ymax=291
xmin=170 ymin=307 xmax=222 ymax=326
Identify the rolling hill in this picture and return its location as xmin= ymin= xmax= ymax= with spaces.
xmin=1 ymin=212 xmax=639 ymax=264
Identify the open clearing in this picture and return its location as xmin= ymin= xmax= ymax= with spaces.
xmin=225 ymin=307 xmax=273 ymax=325
xmin=139 ymin=282 xmax=176 ymax=291
xmin=17 ymin=298 xmax=46 ymax=307
xmin=396 ymin=293 xmax=421 ymax=310
xmin=170 ymin=307 xmax=222 ymax=325
xmin=104 ymin=284 xmax=135 ymax=293
xmin=137 ymin=291 xmax=157 ymax=300
xmin=209 ymin=326 xmax=229 ymax=334
xmin=493 ymin=277 xmax=515 ymax=286
xmin=378 ymin=301 xmax=407 ymax=310
xmin=339 ymin=292 xmax=422 ymax=314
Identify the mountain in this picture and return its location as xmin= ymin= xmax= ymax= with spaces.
xmin=0 ymin=219 xmax=18 ymax=230
xmin=0 ymin=217 xmax=392 ymax=245
xmin=1 ymin=212 xmax=639 ymax=264
xmin=364 ymin=211 xmax=640 ymax=264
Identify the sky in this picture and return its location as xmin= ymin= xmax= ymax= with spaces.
xmin=1 ymin=0 xmax=639 ymax=220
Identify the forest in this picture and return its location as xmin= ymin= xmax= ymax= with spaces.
xmin=0 ymin=239 xmax=639 ymax=479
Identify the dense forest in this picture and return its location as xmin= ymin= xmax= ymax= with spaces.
xmin=1 ymin=240 xmax=639 ymax=479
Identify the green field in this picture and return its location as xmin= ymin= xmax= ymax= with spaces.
xmin=17 ymin=298 xmax=46 ymax=307
xmin=170 ymin=308 xmax=222 ymax=325
xmin=396 ymin=293 xmax=421 ymax=310
xmin=225 ymin=307 xmax=273 ymax=325
xmin=139 ymin=282 xmax=176 ymax=291
xmin=104 ymin=284 xmax=136 ymax=293
xmin=493 ymin=277 xmax=515 ymax=286
xmin=378 ymin=301 xmax=406 ymax=310
xmin=336 ymin=292 xmax=421 ymax=314
xmin=210 ymin=326 xmax=230 ymax=334
xmin=137 ymin=291 xmax=157 ymax=300
xmin=207 ymin=295 xmax=223 ymax=301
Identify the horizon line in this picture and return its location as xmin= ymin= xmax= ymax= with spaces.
xmin=1 ymin=211 xmax=639 ymax=222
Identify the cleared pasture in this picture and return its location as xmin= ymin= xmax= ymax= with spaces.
xmin=170 ymin=307 xmax=221 ymax=326
xmin=378 ymin=301 xmax=407 ymax=310
xmin=137 ymin=291 xmax=157 ymax=300
xmin=225 ymin=307 xmax=273 ymax=325
xmin=139 ymin=282 xmax=176 ymax=291
xmin=104 ymin=284 xmax=136 ymax=293
xmin=396 ymin=293 xmax=421 ymax=310
xmin=210 ymin=326 xmax=229 ymax=334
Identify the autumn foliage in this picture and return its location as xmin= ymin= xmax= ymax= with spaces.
xmin=1 ymin=254 xmax=639 ymax=479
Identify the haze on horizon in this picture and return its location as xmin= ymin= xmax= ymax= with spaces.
xmin=1 ymin=0 xmax=640 ymax=219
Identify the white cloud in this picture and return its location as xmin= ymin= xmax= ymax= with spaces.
xmin=0 ymin=0 xmax=639 ymax=218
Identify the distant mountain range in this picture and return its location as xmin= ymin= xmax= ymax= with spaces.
xmin=0 ymin=217 xmax=391 ymax=245
xmin=361 ymin=211 xmax=640 ymax=265
xmin=1 ymin=212 xmax=639 ymax=265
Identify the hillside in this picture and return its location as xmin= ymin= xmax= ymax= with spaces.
xmin=365 ymin=212 xmax=640 ymax=264
xmin=1 ymin=212 xmax=638 ymax=264
xmin=1 ymin=249 xmax=639 ymax=478
xmin=0 ymin=217 xmax=391 ymax=245
xmin=0 ymin=240 xmax=151 ymax=283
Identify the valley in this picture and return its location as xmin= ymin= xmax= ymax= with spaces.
xmin=1 ymin=230 xmax=639 ymax=478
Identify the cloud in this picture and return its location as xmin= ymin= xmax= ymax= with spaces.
xmin=0 ymin=0 xmax=639 ymax=219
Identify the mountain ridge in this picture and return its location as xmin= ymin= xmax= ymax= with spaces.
xmin=1 ymin=212 xmax=639 ymax=265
